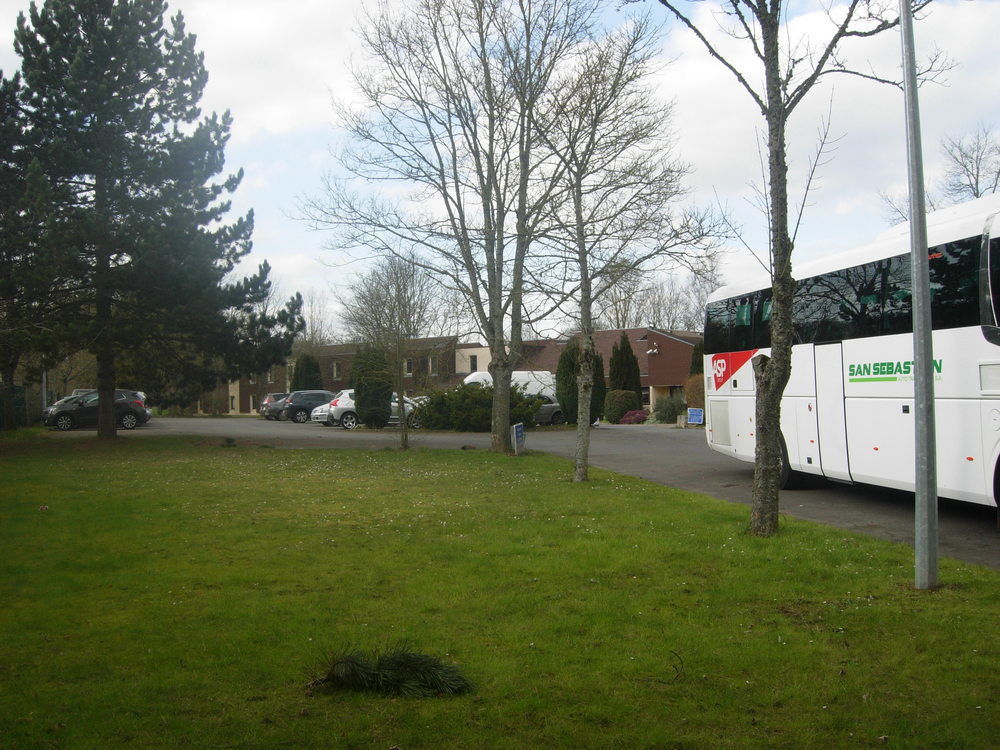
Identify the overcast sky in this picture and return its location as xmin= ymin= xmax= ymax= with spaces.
xmin=2 ymin=0 xmax=998 ymax=328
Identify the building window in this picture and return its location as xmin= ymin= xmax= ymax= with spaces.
xmin=405 ymin=358 xmax=414 ymax=376
xmin=248 ymin=373 xmax=256 ymax=385
xmin=266 ymin=369 xmax=273 ymax=384
xmin=641 ymin=386 xmax=650 ymax=405
xmin=250 ymin=394 xmax=258 ymax=411
xmin=229 ymin=395 xmax=236 ymax=411
xmin=469 ymin=355 xmax=478 ymax=372
xmin=332 ymin=361 xmax=340 ymax=379
xmin=429 ymin=355 xmax=438 ymax=375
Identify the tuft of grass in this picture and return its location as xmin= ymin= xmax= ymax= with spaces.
xmin=0 ymin=434 xmax=997 ymax=749
xmin=312 ymin=644 xmax=473 ymax=697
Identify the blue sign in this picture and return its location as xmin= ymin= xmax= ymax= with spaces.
xmin=687 ymin=408 xmax=704 ymax=425
xmin=511 ymin=422 xmax=526 ymax=455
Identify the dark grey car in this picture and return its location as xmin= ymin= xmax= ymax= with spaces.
xmin=282 ymin=390 xmax=338 ymax=423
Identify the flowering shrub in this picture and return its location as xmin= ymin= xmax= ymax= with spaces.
xmin=619 ymin=410 xmax=648 ymax=424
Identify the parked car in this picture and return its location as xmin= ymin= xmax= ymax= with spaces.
xmin=533 ymin=394 xmax=565 ymax=425
xmin=282 ymin=390 xmax=338 ymax=423
xmin=260 ymin=392 xmax=288 ymax=419
xmin=310 ymin=398 xmax=336 ymax=427
xmin=44 ymin=389 xmax=150 ymax=431
xmin=323 ymin=389 xmax=418 ymax=430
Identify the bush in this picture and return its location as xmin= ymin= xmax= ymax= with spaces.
xmin=619 ymin=410 xmax=648 ymax=424
xmin=603 ymin=389 xmax=639 ymax=424
xmin=290 ymin=353 xmax=323 ymax=390
xmin=413 ymin=384 xmax=539 ymax=432
xmin=653 ymin=395 xmax=686 ymax=424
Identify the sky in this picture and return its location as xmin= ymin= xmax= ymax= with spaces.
xmin=1 ymin=0 xmax=998 ymax=331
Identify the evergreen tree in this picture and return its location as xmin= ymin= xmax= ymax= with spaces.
xmin=556 ymin=337 xmax=606 ymax=424
xmin=351 ymin=345 xmax=391 ymax=429
xmin=290 ymin=353 xmax=322 ymax=391
xmin=14 ymin=0 xmax=299 ymax=436
xmin=609 ymin=333 xmax=642 ymax=404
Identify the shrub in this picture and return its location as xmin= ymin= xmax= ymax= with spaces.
xmin=653 ymin=395 xmax=686 ymax=424
xmin=413 ymin=384 xmax=538 ymax=432
xmin=619 ymin=409 xmax=648 ymax=424
xmin=603 ymin=389 xmax=639 ymax=424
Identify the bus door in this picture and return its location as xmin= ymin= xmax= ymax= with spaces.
xmin=814 ymin=343 xmax=852 ymax=481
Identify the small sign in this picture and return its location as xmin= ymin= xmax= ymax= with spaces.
xmin=511 ymin=422 xmax=526 ymax=455
xmin=687 ymin=408 xmax=704 ymax=425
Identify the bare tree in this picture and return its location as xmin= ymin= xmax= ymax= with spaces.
xmin=303 ymin=0 xmax=597 ymax=453
xmin=650 ymin=0 xmax=941 ymax=535
xmin=941 ymin=124 xmax=1000 ymax=202
xmin=533 ymin=15 xmax=720 ymax=481
xmin=880 ymin=123 xmax=998 ymax=222
xmin=338 ymin=253 xmax=436 ymax=449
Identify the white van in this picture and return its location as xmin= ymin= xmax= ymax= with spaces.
xmin=463 ymin=370 xmax=556 ymax=399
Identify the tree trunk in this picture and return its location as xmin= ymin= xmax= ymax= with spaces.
xmin=574 ymin=338 xmax=595 ymax=483
xmin=1 ymin=360 xmax=18 ymax=431
xmin=749 ymin=12 xmax=794 ymax=536
xmin=489 ymin=355 xmax=513 ymax=453
xmin=397 ymin=359 xmax=409 ymax=450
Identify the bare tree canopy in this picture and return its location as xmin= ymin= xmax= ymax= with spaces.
xmin=303 ymin=0 xmax=636 ymax=453
xmin=881 ymin=123 xmax=1000 ymax=222
xmin=338 ymin=253 xmax=437 ymax=449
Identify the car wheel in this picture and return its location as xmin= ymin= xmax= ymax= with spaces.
xmin=550 ymin=411 xmax=565 ymax=425
xmin=407 ymin=413 xmax=422 ymax=429
xmin=55 ymin=414 xmax=73 ymax=431
xmin=340 ymin=412 xmax=358 ymax=430
xmin=292 ymin=409 xmax=309 ymax=423
xmin=120 ymin=412 xmax=139 ymax=430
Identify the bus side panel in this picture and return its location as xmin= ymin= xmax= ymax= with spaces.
xmin=783 ymin=345 xmax=821 ymax=474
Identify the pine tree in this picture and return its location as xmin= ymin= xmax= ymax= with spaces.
xmin=14 ymin=0 xmax=299 ymax=436
xmin=609 ymin=332 xmax=642 ymax=404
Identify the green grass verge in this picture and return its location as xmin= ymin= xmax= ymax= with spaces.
xmin=1 ymin=434 xmax=997 ymax=749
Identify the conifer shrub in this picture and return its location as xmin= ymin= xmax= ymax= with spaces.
xmin=603 ymin=389 xmax=639 ymax=424
xmin=352 ymin=345 xmax=392 ymax=428
xmin=556 ymin=337 xmax=606 ymax=424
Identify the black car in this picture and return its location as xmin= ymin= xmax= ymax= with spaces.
xmin=260 ymin=392 xmax=288 ymax=419
xmin=282 ymin=390 xmax=338 ymax=423
xmin=44 ymin=389 xmax=150 ymax=431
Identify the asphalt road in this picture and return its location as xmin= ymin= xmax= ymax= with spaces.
xmin=99 ymin=416 xmax=998 ymax=570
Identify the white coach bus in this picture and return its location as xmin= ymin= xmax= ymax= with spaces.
xmin=703 ymin=193 xmax=1000 ymax=508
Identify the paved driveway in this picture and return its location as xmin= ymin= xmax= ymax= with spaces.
xmin=100 ymin=417 xmax=999 ymax=570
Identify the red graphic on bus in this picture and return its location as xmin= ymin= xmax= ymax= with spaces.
xmin=710 ymin=350 xmax=759 ymax=390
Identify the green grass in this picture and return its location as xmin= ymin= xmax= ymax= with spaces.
xmin=1 ymin=434 xmax=997 ymax=749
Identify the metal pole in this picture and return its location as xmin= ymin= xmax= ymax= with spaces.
xmin=899 ymin=0 xmax=938 ymax=589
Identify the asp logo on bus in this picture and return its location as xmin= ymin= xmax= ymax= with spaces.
xmin=710 ymin=350 xmax=759 ymax=390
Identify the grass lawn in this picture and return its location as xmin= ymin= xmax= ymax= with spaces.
xmin=1 ymin=434 xmax=997 ymax=749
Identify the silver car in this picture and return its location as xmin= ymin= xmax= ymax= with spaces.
xmin=324 ymin=389 xmax=418 ymax=430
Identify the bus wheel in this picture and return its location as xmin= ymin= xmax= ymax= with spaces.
xmin=780 ymin=439 xmax=802 ymax=490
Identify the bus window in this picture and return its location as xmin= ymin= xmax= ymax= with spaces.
xmin=881 ymin=254 xmax=912 ymax=335
xmin=929 ymin=237 xmax=979 ymax=330
xmin=733 ymin=297 xmax=753 ymax=350
xmin=754 ymin=291 xmax=773 ymax=348
xmin=704 ymin=300 xmax=731 ymax=354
